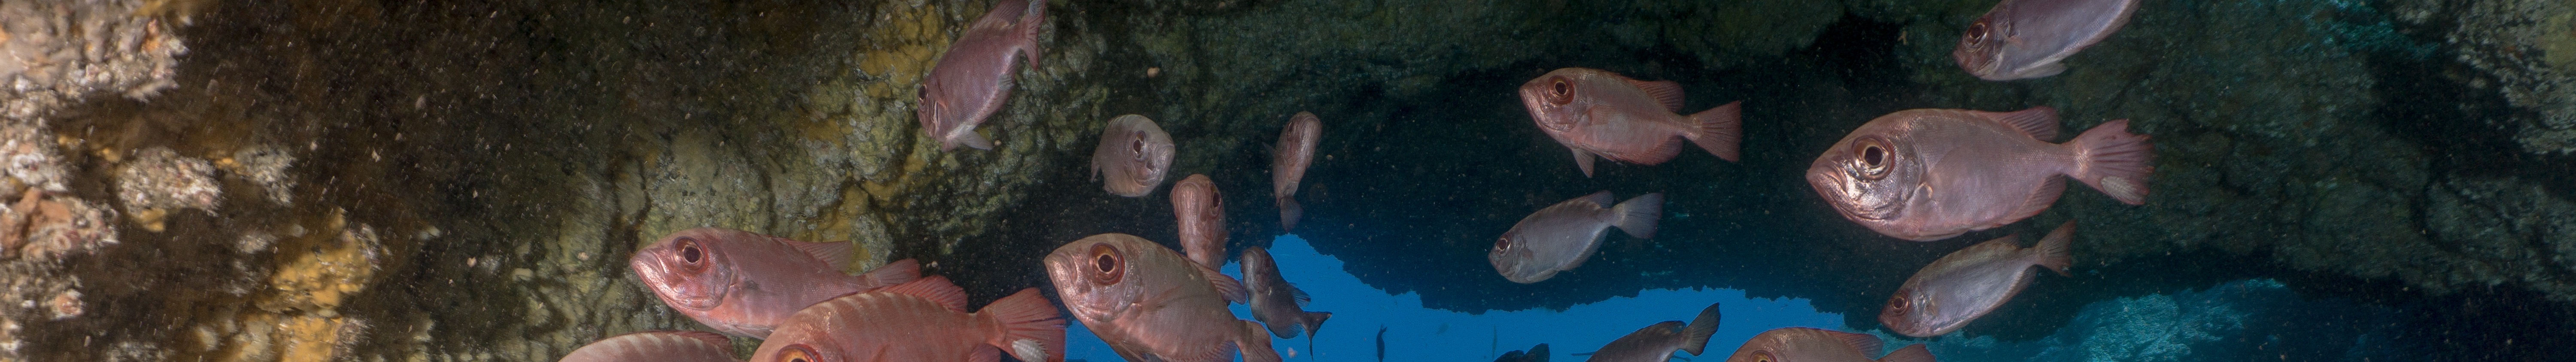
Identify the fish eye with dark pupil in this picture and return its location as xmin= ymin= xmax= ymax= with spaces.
xmin=1088 ymin=244 xmax=1124 ymax=284
xmin=1966 ymin=21 xmax=1989 ymax=44
xmin=1493 ymin=237 xmax=1510 ymax=250
xmin=1551 ymin=80 xmax=1569 ymax=96
xmin=677 ymin=238 xmax=703 ymax=264
xmin=1862 ymin=145 xmax=1885 ymax=167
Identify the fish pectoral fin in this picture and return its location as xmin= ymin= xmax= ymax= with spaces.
xmin=2020 ymin=62 xmax=2067 ymax=78
xmin=1570 ymin=147 xmax=1597 ymax=177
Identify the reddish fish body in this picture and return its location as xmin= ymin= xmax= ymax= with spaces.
xmin=1272 ymin=112 xmax=1321 ymax=230
xmin=1582 ymin=302 xmax=1721 ymax=362
xmin=1489 ymin=191 xmax=1662 ymax=284
xmin=1173 ymin=174 xmax=1227 ymax=269
xmin=918 ymin=0 xmax=1048 ymax=151
xmin=1045 ymin=234 xmax=1279 ymax=362
xmin=749 ymin=276 xmax=1066 ymax=362
xmin=1723 ymin=328 xmax=1935 ymax=362
xmin=630 ymin=227 xmax=922 ymax=339
xmin=1805 ymin=107 xmax=2151 ymax=241
xmin=1882 ymin=222 xmax=2074 ymax=337
xmin=1092 ymin=115 xmax=1176 ymax=197
xmin=1241 ymin=246 xmax=1331 ymax=339
xmin=556 ymin=331 xmax=739 ymax=362
xmin=1953 ymin=0 xmax=2140 ymax=81
xmin=1517 ymin=68 xmax=1742 ymax=177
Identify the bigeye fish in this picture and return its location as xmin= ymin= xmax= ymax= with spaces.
xmin=1722 ymin=327 xmax=1935 ymax=362
xmin=1582 ymin=302 xmax=1722 ymax=362
xmin=1804 ymin=107 xmax=2151 ymax=241
xmin=1173 ymin=174 xmax=1227 ymax=269
xmin=630 ymin=227 xmax=923 ymax=339
xmin=1517 ymin=68 xmax=1742 ymax=177
xmin=747 ymin=276 xmax=1066 ymax=362
xmin=1882 ymin=221 xmax=2074 ymax=338
xmin=1092 ymin=115 xmax=1176 ymax=197
xmin=1241 ymin=246 xmax=1332 ymax=339
xmin=1044 ymin=233 xmax=1279 ymax=362
xmin=1273 ymin=112 xmax=1321 ymax=230
xmin=1489 ymin=191 xmax=1662 ymax=284
xmin=1953 ymin=0 xmax=2141 ymax=81
xmin=556 ymin=331 xmax=740 ymax=362
xmin=917 ymin=0 xmax=1048 ymax=151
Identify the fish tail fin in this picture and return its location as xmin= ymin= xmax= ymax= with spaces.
xmin=952 ymin=130 xmax=996 ymax=151
xmin=1239 ymin=320 xmax=1285 ymax=362
xmin=1678 ymin=302 xmax=1722 ymax=356
xmin=2033 ymin=221 xmax=2075 ymax=276
xmin=1608 ymin=193 xmax=1665 ymax=239
xmin=2065 ymin=119 xmax=2151 ymax=205
xmin=1302 ymin=311 xmax=1333 ymax=339
xmin=979 ymin=288 xmax=1066 ymax=362
xmin=1875 ymin=344 xmax=1937 ymax=362
xmin=1685 ymin=101 xmax=1744 ymax=162
xmin=1278 ymin=196 xmax=1303 ymax=231
xmin=1017 ymin=0 xmax=1048 ymax=70
xmin=860 ymin=259 xmax=923 ymax=287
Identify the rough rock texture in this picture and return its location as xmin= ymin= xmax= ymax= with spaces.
xmin=0 ymin=0 xmax=190 ymax=122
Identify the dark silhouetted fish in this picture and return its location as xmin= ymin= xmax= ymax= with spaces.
xmin=1882 ymin=221 xmax=2074 ymax=337
xmin=917 ymin=0 xmax=1048 ymax=151
xmin=1273 ymin=112 xmax=1321 ymax=230
xmin=1805 ymin=106 xmax=2150 ymax=241
xmin=1241 ymin=246 xmax=1331 ymax=339
xmin=1722 ymin=327 xmax=1934 ymax=362
xmin=749 ymin=276 xmax=1066 ymax=362
xmin=1045 ymin=233 xmax=1276 ymax=362
xmin=1581 ymin=302 xmax=1720 ymax=362
xmin=630 ymin=228 xmax=922 ymax=339
xmin=1173 ymin=174 xmax=1227 ymax=270
xmin=1496 ymin=344 xmax=1550 ymax=362
xmin=1092 ymin=115 xmax=1176 ymax=197
xmin=1489 ymin=191 xmax=1662 ymax=284
xmin=556 ymin=331 xmax=738 ymax=362
xmin=1954 ymin=0 xmax=2141 ymax=81
xmin=1517 ymin=68 xmax=1741 ymax=177
xmin=1377 ymin=326 xmax=1388 ymax=362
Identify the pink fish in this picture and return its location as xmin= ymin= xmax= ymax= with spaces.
xmin=1804 ymin=107 xmax=2151 ymax=241
xmin=1953 ymin=0 xmax=2141 ymax=81
xmin=1045 ymin=233 xmax=1278 ymax=362
xmin=630 ymin=227 xmax=923 ymax=339
xmin=1240 ymin=246 xmax=1331 ymax=339
xmin=1273 ymin=112 xmax=1321 ymax=230
xmin=917 ymin=0 xmax=1048 ymax=151
xmin=1517 ymin=68 xmax=1742 ymax=177
xmin=1489 ymin=191 xmax=1662 ymax=284
xmin=1583 ymin=302 xmax=1722 ymax=362
xmin=1882 ymin=221 xmax=2073 ymax=337
xmin=1173 ymin=174 xmax=1228 ymax=270
xmin=556 ymin=331 xmax=739 ymax=362
xmin=1092 ymin=115 xmax=1176 ymax=197
xmin=749 ymin=276 xmax=1066 ymax=362
xmin=1722 ymin=327 xmax=1935 ymax=362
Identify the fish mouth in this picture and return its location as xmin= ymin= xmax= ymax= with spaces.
xmin=630 ymin=250 xmax=725 ymax=311
xmin=1805 ymin=165 xmax=1901 ymax=221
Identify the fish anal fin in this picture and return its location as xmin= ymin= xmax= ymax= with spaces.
xmin=1962 ymin=106 xmax=2061 ymax=141
xmin=1997 ymin=178 xmax=2066 ymax=230
xmin=1622 ymin=78 xmax=1688 ymax=112
xmin=1237 ymin=320 xmax=1284 ymax=362
xmin=980 ymin=288 xmax=1066 ymax=362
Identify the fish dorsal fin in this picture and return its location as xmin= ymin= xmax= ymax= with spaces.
xmin=659 ymin=330 xmax=732 ymax=349
xmin=1622 ymin=78 xmax=1688 ymax=112
xmin=1963 ymin=107 xmax=2061 ymax=141
xmin=1577 ymin=190 xmax=1617 ymax=207
xmin=1200 ymin=263 xmax=1250 ymax=303
xmin=881 ymin=275 xmax=971 ymax=312
xmin=1824 ymin=329 xmax=1884 ymax=355
xmin=781 ymin=238 xmax=859 ymax=271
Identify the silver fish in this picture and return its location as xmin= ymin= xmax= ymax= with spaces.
xmin=1091 ymin=115 xmax=1176 ymax=197
xmin=1881 ymin=221 xmax=2073 ymax=337
xmin=918 ymin=0 xmax=1048 ymax=151
xmin=1518 ymin=68 xmax=1742 ymax=177
xmin=1044 ymin=233 xmax=1278 ymax=362
xmin=1805 ymin=107 xmax=2151 ymax=241
xmin=1488 ymin=191 xmax=1662 ymax=284
xmin=1273 ymin=112 xmax=1321 ymax=230
xmin=1241 ymin=246 xmax=1331 ymax=339
xmin=1583 ymin=302 xmax=1721 ymax=362
xmin=1174 ymin=174 xmax=1227 ymax=269
xmin=1722 ymin=327 xmax=1935 ymax=362
xmin=1953 ymin=0 xmax=2141 ymax=81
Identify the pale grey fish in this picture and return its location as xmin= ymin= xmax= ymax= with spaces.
xmin=917 ymin=0 xmax=1048 ymax=151
xmin=1582 ymin=302 xmax=1720 ymax=362
xmin=1045 ymin=233 xmax=1277 ymax=362
xmin=1881 ymin=221 xmax=2073 ymax=337
xmin=1805 ymin=107 xmax=2151 ymax=241
xmin=1173 ymin=174 xmax=1227 ymax=269
xmin=1488 ymin=191 xmax=1662 ymax=284
xmin=556 ymin=331 xmax=739 ymax=362
xmin=1518 ymin=68 xmax=1742 ymax=177
xmin=1091 ymin=115 xmax=1176 ymax=197
xmin=1241 ymin=246 xmax=1331 ymax=339
xmin=1722 ymin=327 xmax=1935 ymax=362
xmin=1953 ymin=0 xmax=2141 ymax=81
xmin=1273 ymin=112 xmax=1321 ymax=230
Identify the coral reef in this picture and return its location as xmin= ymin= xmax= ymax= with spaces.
xmin=0 ymin=0 xmax=188 ymax=123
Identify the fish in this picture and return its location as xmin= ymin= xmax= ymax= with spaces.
xmin=1241 ymin=246 xmax=1332 ymax=339
xmin=1173 ymin=174 xmax=1227 ymax=270
xmin=1581 ymin=302 xmax=1721 ymax=362
xmin=1044 ymin=233 xmax=1278 ymax=362
xmin=1517 ymin=68 xmax=1742 ymax=177
xmin=1722 ymin=327 xmax=1934 ymax=362
xmin=1376 ymin=326 xmax=1388 ymax=362
xmin=1091 ymin=115 xmax=1177 ymax=197
xmin=1273 ymin=112 xmax=1321 ymax=230
xmin=629 ymin=227 xmax=923 ymax=339
xmin=1953 ymin=0 xmax=2141 ymax=81
xmin=556 ymin=331 xmax=740 ymax=362
xmin=748 ymin=276 xmax=1066 ymax=362
xmin=1881 ymin=221 xmax=2074 ymax=338
xmin=1804 ymin=106 xmax=2151 ymax=241
xmin=1488 ymin=191 xmax=1662 ymax=284
xmin=1495 ymin=344 xmax=1550 ymax=362
xmin=917 ymin=0 xmax=1048 ymax=151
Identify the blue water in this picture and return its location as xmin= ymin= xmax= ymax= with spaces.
xmin=1064 ymin=234 xmax=1847 ymax=362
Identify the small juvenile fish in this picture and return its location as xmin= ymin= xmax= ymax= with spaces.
xmin=1273 ymin=112 xmax=1321 ymax=230
xmin=556 ymin=331 xmax=739 ymax=362
xmin=1583 ymin=302 xmax=1721 ymax=362
xmin=1882 ymin=221 xmax=2074 ymax=338
xmin=748 ymin=276 xmax=1066 ymax=362
xmin=1092 ymin=115 xmax=1176 ymax=197
xmin=1045 ymin=233 xmax=1278 ymax=362
xmin=1240 ymin=246 xmax=1331 ymax=339
xmin=1953 ymin=0 xmax=2141 ymax=81
xmin=1722 ymin=327 xmax=1935 ymax=362
xmin=1518 ymin=68 xmax=1742 ymax=177
xmin=1805 ymin=107 xmax=2151 ymax=241
xmin=917 ymin=0 xmax=1048 ymax=151
xmin=1489 ymin=191 xmax=1662 ymax=284
xmin=1173 ymin=174 xmax=1227 ymax=270
xmin=630 ymin=227 xmax=923 ymax=339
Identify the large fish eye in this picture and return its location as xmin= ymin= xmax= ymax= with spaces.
xmin=1854 ymin=137 xmax=1893 ymax=179
xmin=1129 ymin=132 xmax=1150 ymax=159
xmin=1753 ymin=351 xmax=1775 ymax=362
xmin=1888 ymin=293 xmax=1912 ymax=314
xmin=1965 ymin=20 xmax=1990 ymax=45
xmin=675 ymin=237 xmax=705 ymax=265
xmin=775 ymin=344 xmax=821 ymax=362
xmin=1493 ymin=236 xmax=1511 ymax=250
xmin=1088 ymin=244 xmax=1125 ymax=285
xmin=1547 ymin=78 xmax=1575 ymax=105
